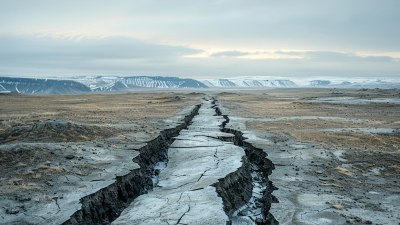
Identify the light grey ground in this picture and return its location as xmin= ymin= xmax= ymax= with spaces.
xmin=220 ymin=107 xmax=400 ymax=225
xmin=0 ymin=106 xmax=197 ymax=225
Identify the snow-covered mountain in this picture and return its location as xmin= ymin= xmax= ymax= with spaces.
xmin=1 ymin=76 xmax=398 ymax=95
xmin=308 ymin=80 xmax=331 ymax=87
xmin=78 ymin=76 xmax=208 ymax=91
xmin=201 ymin=78 xmax=297 ymax=88
xmin=0 ymin=77 xmax=91 ymax=94
xmin=337 ymin=80 xmax=400 ymax=89
xmin=307 ymin=79 xmax=400 ymax=88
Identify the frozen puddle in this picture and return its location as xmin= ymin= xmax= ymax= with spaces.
xmin=112 ymin=99 xmax=245 ymax=225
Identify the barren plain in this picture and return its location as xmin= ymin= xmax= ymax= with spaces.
xmin=0 ymin=92 xmax=203 ymax=224
xmin=218 ymin=88 xmax=400 ymax=225
xmin=0 ymin=88 xmax=399 ymax=225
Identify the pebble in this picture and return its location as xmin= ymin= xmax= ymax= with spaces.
xmin=65 ymin=154 xmax=75 ymax=160
xmin=6 ymin=207 xmax=20 ymax=214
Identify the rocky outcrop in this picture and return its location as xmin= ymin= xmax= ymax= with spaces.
xmin=62 ymin=104 xmax=200 ymax=225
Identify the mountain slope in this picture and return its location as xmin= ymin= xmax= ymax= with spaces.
xmin=80 ymin=76 xmax=208 ymax=91
xmin=0 ymin=77 xmax=91 ymax=94
xmin=201 ymin=78 xmax=297 ymax=88
xmin=307 ymin=79 xmax=400 ymax=88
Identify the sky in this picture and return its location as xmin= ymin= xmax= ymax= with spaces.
xmin=0 ymin=0 xmax=399 ymax=80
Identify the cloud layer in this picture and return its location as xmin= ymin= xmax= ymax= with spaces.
xmin=0 ymin=0 xmax=399 ymax=78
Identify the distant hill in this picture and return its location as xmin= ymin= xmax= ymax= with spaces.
xmin=308 ymin=80 xmax=331 ymax=87
xmin=0 ymin=77 xmax=91 ymax=94
xmin=201 ymin=78 xmax=297 ymax=88
xmin=307 ymin=79 xmax=400 ymax=89
xmin=78 ymin=76 xmax=208 ymax=91
xmin=1 ymin=76 xmax=398 ymax=95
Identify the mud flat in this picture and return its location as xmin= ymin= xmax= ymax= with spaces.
xmin=0 ymin=92 xmax=202 ymax=224
xmin=219 ymin=88 xmax=400 ymax=225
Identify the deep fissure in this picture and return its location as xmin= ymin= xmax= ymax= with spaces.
xmin=62 ymin=104 xmax=201 ymax=225
xmin=63 ymin=97 xmax=278 ymax=225
xmin=211 ymin=98 xmax=279 ymax=225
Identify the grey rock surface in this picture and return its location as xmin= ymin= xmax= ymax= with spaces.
xmin=0 ymin=105 xmax=200 ymax=225
xmin=113 ymin=99 xmax=245 ymax=225
xmin=219 ymin=103 xmax=400 ymax=225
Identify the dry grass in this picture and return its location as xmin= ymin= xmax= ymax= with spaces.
xmin=0 ymin=92 xmax=202 ymax=127
xmin=219 ymin=89 xmax=400 ymax=151
xmin=0 ymin=92 xmax=203 ymax=195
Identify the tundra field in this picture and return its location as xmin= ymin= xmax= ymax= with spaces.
xmin=0 ymin=88 xmax=399 ymax=225
xmin=218 ymin=88 xmax=400 ymax=225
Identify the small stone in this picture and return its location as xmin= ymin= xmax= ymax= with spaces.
xmin=332 ymin=203 xmax=343 ymax=210
xmin=255 ymin=218 xmax=264 ymax=224
xmin=45 ymin=181 xmax=54 ymax=186
xmin=16 ymin=196 xmax=31 ymax=202
xmin=238 ymin=210 xmax=248 ymax=216
xmin=65 ymin=154 xmax=75 ymax=160
xmin=6 ymin=207 xmax=20 ymax=214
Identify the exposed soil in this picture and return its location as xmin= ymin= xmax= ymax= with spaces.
xmin=1 ymin=89 xmax=399 ymax=224
xmin=0 ymin=92 xmax=203 ymax=224
xmin=219 ymin=88 xmax=400 ymax=225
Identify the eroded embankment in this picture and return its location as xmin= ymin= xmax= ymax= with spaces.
xmin=213 ymin=99 xmax=278 ymax=225
xmin=62 ymin=104 xmax=200 ymax=225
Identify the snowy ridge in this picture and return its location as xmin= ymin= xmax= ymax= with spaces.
xmin=307 ymin=79 xmax=400 ymax=88
xmin=78 ymin=76 xmax=208 ymax=91
xmin=201 ymin=78 xmax=297 ymax=88
xmin=1 ymin=76 xmax=399 ymax=95
xmin=0 ymin=77 xmax=91 ymax=94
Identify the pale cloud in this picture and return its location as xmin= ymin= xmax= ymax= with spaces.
xmin=210 ymin=51 xmax=251 ymax=57
xmin=0 ymin=0 xmax=399 ymax=78
xmin=275 ymin=51 xmax=397 ymax=63
xmin=0 ymin=35 xmax=201 ymax=62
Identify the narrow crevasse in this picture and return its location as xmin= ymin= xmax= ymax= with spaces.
xmin=213 ymin=98 xmax=279 ymax=225
xmin=112 ymin=98 xmax=251 ymax=225
xmin=112 ymin=97 xmax=278 ymax=225
xmin=62 ymin=104 xmax=201 ymax=225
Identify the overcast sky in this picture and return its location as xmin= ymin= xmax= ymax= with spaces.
xmin=0 ymin=0 xmax=399 ymax=80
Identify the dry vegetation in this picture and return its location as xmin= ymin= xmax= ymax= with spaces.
xmin=219 ymin=89 xmax=400 ymax=151
xmin=0 ymin=92 xmax=202 ymax=143
xmin=0 ymin=92 xmax=201 ymax=126
xmin=0 ymin=92 xmax=202 ymax=196
xmin=219 ymin=88 xmax=400 ymax=224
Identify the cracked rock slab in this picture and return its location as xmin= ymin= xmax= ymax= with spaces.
xmin=113 ymin=99 xmax=245 ymax=225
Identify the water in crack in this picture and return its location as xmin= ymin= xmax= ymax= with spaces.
xmin=231 ymin=164 xmax=267 ymax=224
xmin=112 ymin=98 xmax=243 ymax=225
xmin=151 ymin=160 xmax=168 ymax=187
xmin=213 ymin=99 xmax=277 ymax=225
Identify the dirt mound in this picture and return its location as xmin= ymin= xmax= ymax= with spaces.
xmin=0 ymin=119 xmax=104 ymax=143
